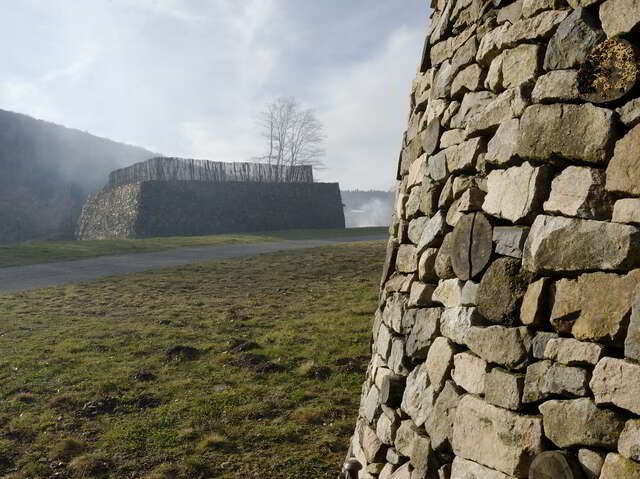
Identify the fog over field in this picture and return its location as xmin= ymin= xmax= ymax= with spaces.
xmin=1 ymin=0 xmax=426 ymax=190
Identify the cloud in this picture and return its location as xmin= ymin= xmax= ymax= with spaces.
xmin=0 ymin=0 xmax=428 ymax=189
xmin=316 ymin=24 xmax=425 ymax=189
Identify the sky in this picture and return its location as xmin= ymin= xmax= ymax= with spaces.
xmin=2 ymin=1 xmax=428 ymax=190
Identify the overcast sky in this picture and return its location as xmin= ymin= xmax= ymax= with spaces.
xmin=2 ymin=1 xmax=427 ymax=190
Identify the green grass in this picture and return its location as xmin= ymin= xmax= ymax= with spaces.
xmin=0 ymin=241 xmax=385 ymax=478
xmin=0 ymin=227 xmax=387 ymax=268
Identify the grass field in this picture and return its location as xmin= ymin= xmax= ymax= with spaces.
xmin=0 ymin=227 xmax=388 ymax=268
xmin=0 ymin=241 xmax=385 ymax=478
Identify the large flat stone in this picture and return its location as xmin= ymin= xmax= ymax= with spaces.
xmin=450 ymin=91 xmax=497 ymax=130
xmin=544 ymin=7 xmax=605 ymax=70
xmin=599 ymin=453 xmax=640 ymax=478
xmin=465 ymin=325 xmax=532 ymax=369
xmin=483 ymin=162 xmax=549 ymax=224
xmin=522 ymin=360 xmax=589 ymax=403
xmin=401 ymin=362 xmax=432 ymax=426
xmin=452 ymin=351 xmax=487 ymax=395
xmin=539 ymin=398 xmax=626 ymax=448
xmin=406 ymin=307 xmax=442 ymax=360
xmin=484 ymin=367 xmax=524 ymax=411
xmin=531 ymin=70 xmax=580 ymax=103
xmin=453 ymin=395 xmax=543 ymax=476
xmin=606 ymin=123 xmax=640 ymax=197
xmin=543 ymin=337 xmax=604 ymax=366
xmin=501 ymin=44 xmax=542 ymax=89
xmin=518 ymin=104 xmax=615 ymax=164
xmin=466 ymin=87 xmax=529 ymax=137
xmin=425 ymin=336 xmax=455 ymax=392
xmin=550 ymin=271 xmax=640 ymax=344
xmin=440 ymin=306 xmax=483 ymax=345
xmin=485 ymin=118 xmax=520 ymax=166
xmin=619 ymin=419 xmax=640 ymax=462
xmin=600 ymin=0 xmax=640 ymax=37
xmin=523 ymin=215 xmax=640 ymax=274
xmin=591 ymin=357 xmax=640 ymax=415
xmin=450 ymin=456 xmax=511 ymax=479
xmin=543 ymin=166 xmax=612 ymax=220
xmin=424 ymin=380 xmax=461 ymax=451
xmin=614 ymin=199 xmax=640 ymax=225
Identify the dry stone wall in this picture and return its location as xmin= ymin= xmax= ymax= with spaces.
xmin=346 ymin=1 xmax=640 ymax=478
xmin=76 ymin=181 xmax=345 ymax=240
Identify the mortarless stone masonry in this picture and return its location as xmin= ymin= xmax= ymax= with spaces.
xmin=345 ymin=1 xmax=640 ymax=478
xmin=76 ymin=160 xmax=345 ymax=239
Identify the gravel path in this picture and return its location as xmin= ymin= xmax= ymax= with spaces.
xmin=0 ymin=235 xmax=387 ymax=294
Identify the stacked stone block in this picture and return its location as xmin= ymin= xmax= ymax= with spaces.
xmin=347 ymin=0 xmax=640 ymax=477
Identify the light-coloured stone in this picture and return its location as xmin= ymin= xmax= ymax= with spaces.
xmin=461 ymin=280 xmax=479 ymax=306
xmin=376 ymin=411 xmax=398 ymax=445
xmin=361 ymin=423 xmax=386 ymax=463
xmin=447 ymin=137 xmax=484 ymax=173
xmin=544 ymin=166 xmax=612 ymax=220
xmin=363 ymin=386 xmax=381 ymax=423
xmin=476 ymin=23 xmax=511 ymax=66
xmin=614 ymin=199 xmax=640 ymax=225
xmin=522 ymin=0 xmax=562 ymax=17
xmin=619 ymin=420 xmax=640 ymax=462
xmin=493 ymin=226 xmax=529 ymax=259
xmin=401 ymin=362 xmax=431 ymax=426
xmin=485 ymin=53 xmax=504 ymax=91
xmin=502 ymin=10 xmax=570 ymax=48
xmin=395 ymin=244 xmax=418 ymax=273
xmin=433 ymin=279 xmax=464 ymax=307
xmin=544 ymin=7 xmax=605 ymax=70
xmin=424 ymin=380 xmax=461 ymax=451
xmin=591 ymin=357 xmax=640 ymax=415
xmin=485 ymin=367 xmax=524 ymax=411
xmin=532 ymin=332 xmax=558 ymax=360
xmin=600 ymin=0 xmax=640 ymax=37
xmin=606 ymin=124 xmax=640 ymax=197
xmin=483 ymin=162 xmax=549 ymax=224
xmin=466 ymin=87 xmax=529 ymax=137
xmin=451 ymin=35 xmax=478 ymax=76
xmin=408 ymin=216 xmax=429 ymax=245
xmin=450 ymin=91 xmax=497 ymax=130
xmin=426 ymin=336 xmax=455 ymax=392
xmin=418 ymin=210 xmax=447 ymax=251
xmin=405 ymin=187 xmax=422 ymax=219
xmin=520 ymin=279 xmax=550 ymax=327
xmin=518 ymin=104 xmax=615 ymax=164
xmin=452 ymin=351 xmax=487 ymax=395
xmin=523 ymin=361 xmax=589 ymax=403
xmin=431 ymin=60 xmax=454 ymax=99
xmin=532 ymin=70 xmax=580 ymax=103
xmin=428 ymin=150 xmax=449 ymax=184
xmin=599 ymin=453 xmax=640 ymax=478
xmin=523 ymin=216 xmax=640 ymax=274
xmin=465 ymin=325 xmax=532 ymax=369
xmin=440 ymin=129 xmax=466 ymax=149
xmin=497 ymin=0 xmax=523 ymax=25
xmin=409 ymin=434 xmax=433 ymax=478
xmin=440 ymin=306 xmax=483 ymax=345
xmin=617 ymin=97 xmax=640 ymax=128
xmin=406 ymin=307 xmax=441 ymax=360
xmin=450 ymin=456 xmax=511 ymax=479
xmin=388 ymin=336 xmax=408 ymax=375
xmin=626 ymin=288 xmax=640 ymax=361
xmin=543 ymin=337 xmax=604 ymax=366
xmin=451 ymin=64 xmax=484 ymax=99
xmin=394 ymin=420 xmax=421 ymax=457
xmin=485 ymin=118 xmax=519 ymax=166
xmin=578 ymin=449 xmax=606 ymax=479
xmin=407 ymin=155 xmax=427 ymax=191
xmin=539 ymin=398 xmax=626 ymax=448
xmin=550 ymin=271 xmax=640 ymax=344
xmin=418 ymin=248 xmax=439 ymax=283
xmin=453 ymin=395 xmax=543 ymax=476
xmin=389 ymin=462 xmax=412 ymax=479
xmin=501 ymin=44 xmax=541 ymax=89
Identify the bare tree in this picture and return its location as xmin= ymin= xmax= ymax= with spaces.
xmin=256 ymin=97 xmax=325 ymax=182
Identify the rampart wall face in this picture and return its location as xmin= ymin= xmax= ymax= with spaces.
xmin=347 ymin=1 xmax=640 ymax=478
xmin=76 ymin=181 xmax=345 ymax=240
xmin=75 ymin=183 xmax=141 ymax=240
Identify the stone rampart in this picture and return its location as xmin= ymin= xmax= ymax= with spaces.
xmin=76 ymin=180 xmax=345 ymax=240
xmin=346 ymin=1 xmax=640 ymax=478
